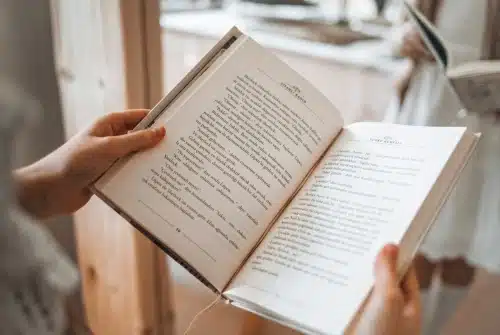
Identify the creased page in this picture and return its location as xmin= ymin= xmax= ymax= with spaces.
xmin=225 ymin=123 xmax=465 ymax=333
xmin=98 ymin=36 xmax=343 ymax=290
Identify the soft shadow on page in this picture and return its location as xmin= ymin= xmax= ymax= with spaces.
xmin=225 ymin=123 xmax=466 ymax=334
xmin=99 ymin=37 xmax=343 ymax=290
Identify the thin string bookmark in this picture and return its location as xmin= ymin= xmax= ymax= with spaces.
xmin=183 ymin=293 xmax=225 ymax=335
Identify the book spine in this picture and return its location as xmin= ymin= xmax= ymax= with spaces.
xmin=132 ymin=31 xmax=241 ymax=132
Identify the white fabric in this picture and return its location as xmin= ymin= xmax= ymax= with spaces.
xmin=0 ymin=81 xmax=79 ymax=334
xmin=420 ymin=288 xmax=438 ymax=335
xmin=426 ymin=283 xmax=469 ymax=335
xmin=386 ymin=0 xmax=500 ymax=273
xmin=0 ymin=206 xmax=79 ymax=335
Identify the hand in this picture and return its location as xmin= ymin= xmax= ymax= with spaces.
xmin=354 ymin=245 xmax=421 ymax=335
xmin=400 ymin=24 xmax=434 ymax=62
xmin=15 ymin=110 xmax=166 ymax=218
xmin=395 ymin=61 xmax=416 ymax=104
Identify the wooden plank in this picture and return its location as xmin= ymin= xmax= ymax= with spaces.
xmin=241 ymin=314 xmax=266 ymax=335
xmin=143 ymin=0 xmax=164 ymax=107
xmin=121 ymin=0 xmax=147 ymax=108
xmin=120 ymin=1 xmax=174 ymax=333
xmin=51 ymin=0 xmax=171 ymax=334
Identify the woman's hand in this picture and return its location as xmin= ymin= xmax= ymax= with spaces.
xmin=392 ymin=23 xmax=434 ymax=103
xmin=354 ymin=245 xmax=421 ymax=335
xmin=15 ymin=110 xmax=165 ymax=218
xmin=399 ymin=24 xmax=434 ymax=62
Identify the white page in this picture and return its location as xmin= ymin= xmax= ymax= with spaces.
xmin=450 ymin=72 xmax=500 ymax=114
xmin=225 ymin=123 xmax=465 ymax=334
xmin=97 ymin=36 xmax=343 ymax=290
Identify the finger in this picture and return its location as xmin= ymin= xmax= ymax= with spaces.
xmin=400 ymin=43 xmax=412 ymax=58
xmin=404 ymin=34 xmax=432 ymax=59
xmin=401 ymin=46 xmax=424 ymax=60
xmin=401 ymin=40 xmax=426 ymax=60
xmin=374 ymin=244 xmax=399 ymax=292
xmin=401 ymin=265 xmax=420 ymax=305
xmin=402 ymin=266 xmax=422 ymax=323
xmin=109 ymin=109 xmax=150 ymax=130
xmin=403 ymin=301 xmax=422 ymax=334
xmin=407 ymin=33 xmax=428 ymax=54
xmin=424 ymin=52 xmax=435 ymax=61
xmin=106 ymin=126 xmax=166 ymax=157
xmin=91 ymin=110 xmax=150 ymax=137
xmin=404 ymin=43 xmax=426 ymax=60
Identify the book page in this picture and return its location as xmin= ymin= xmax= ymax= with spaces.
xmin=97 ymin=36 xmax=343 ymax=290
xmin=450 ymin=72 xmax=500 ymax=114
xmin=449 ymin=61 xmax=500 ymax=78
xmin=225 ymin=123 xmax=466 ymax=334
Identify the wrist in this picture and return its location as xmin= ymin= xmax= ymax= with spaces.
xmin=14 ymin=156 xmax=66 ymax=218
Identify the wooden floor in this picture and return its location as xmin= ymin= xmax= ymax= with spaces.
xmin=168 ymin=259 xmax=500 ymax=335
xmin=169 ymin=260 xmax=301 ymax=335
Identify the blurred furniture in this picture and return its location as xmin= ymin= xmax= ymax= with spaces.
xmin=162 ymin=11 xmax=404 ymax=124
xmin=50 ymin=1 xmax=173 ymax=334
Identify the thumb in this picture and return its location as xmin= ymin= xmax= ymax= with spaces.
xmin=107 ymin=126 xmax=165 ymax=157
xmin=373 ymin=244 xmax=399 ymax=293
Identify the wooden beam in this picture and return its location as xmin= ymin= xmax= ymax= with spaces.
xmin=241 ymin=314 xmax=266 ymax=335
xmin=120 ymin=0 xmax=163 ymax=107
xmin=120 ymin=1 xmax=174 ymax=333
xmin=51 ymin=0 xmax=171 ymax=334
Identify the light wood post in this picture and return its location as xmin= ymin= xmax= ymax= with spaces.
xmin=51 ymin=0 xmax=173 ymax=333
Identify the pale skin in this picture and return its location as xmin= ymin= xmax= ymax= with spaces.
xmin=13 ymin=110 xmax=421 ymax=335
xmin=14 ymin=109 xmax=166 ymax=219
xmin=399 ymin=22 xmax=435 ymax=62
xmin=354 ymin=245 xmax=421 ymax=335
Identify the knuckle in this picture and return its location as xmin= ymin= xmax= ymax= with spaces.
xmin=100 ymin=137 xmax=118 ymax=152
xmin=146 ymin=130 xmax=158 ymax=143
xmin=107 ymin=112 xmax=121 ymax=120
xmin=385 ymin=290 xmax=402 ymax=305
xmin=100 ymin=136 xmax=114 ymax=146
xmin=94 ymin=112 xmax=117 ymax=128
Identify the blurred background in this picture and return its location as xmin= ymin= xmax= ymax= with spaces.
xmin=2 ymin=0 xmax=500 ymax=334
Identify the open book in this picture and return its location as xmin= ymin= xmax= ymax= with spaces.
xmin=93 ymin=27 xmax=478 ymax=335
xmin=404 ymin=1 xmax=500 ymax=114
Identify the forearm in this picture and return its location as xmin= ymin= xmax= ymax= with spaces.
xmin=12 ymin=110 xmax=164 ymax=219
xmin=14 ymin=157 xmax=65 ymax=219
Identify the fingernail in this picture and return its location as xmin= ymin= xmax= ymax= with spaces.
xmin=154 ymin=126 xmax=166 ymax=138
xmin=382 ymin=244 xmax=398 ymax=256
